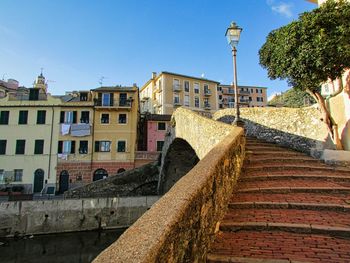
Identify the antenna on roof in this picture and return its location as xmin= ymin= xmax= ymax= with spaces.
xmin=99 ymin=76 xmax=106 ymax=87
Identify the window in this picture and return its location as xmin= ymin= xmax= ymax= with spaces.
xmin=79 ymin=140 xmax=88 ymax=154
xmin=80 ymin=111 xmax=90 ymax=123
xmin=260 ymin=89 xmax=263 ymax=93
xmin=0 ymin=111 xmax=9 ymax=125
xmin=251 ymin=88 xmax=254 ymax=93
xmin=173 ymin=79 xmax=180 ymax=90
xmin=34 ymin=140 xmax=44 ymax=154
xmin=257 ymin=97 xmax=260 ymax=102
xmin=118 ymin=114 xmax=127 ymax=124
xmin=173 ymin=95 xmax=180 ymax=105
xmin=18 ymin=111 xmax=28 ymax=124
xmin=156 ymin=141 xmax=164 ymax=151
xmin=29 ymin=89 xmax=39 ymax=100
xmin=194 ymin=97 xmax=199 ymax=108
xmin=194 ymin=83 xmax=199 ymax=94
xmin=60 ymin=111 xmax=77 ymax=124
xmin=261 ymin=97 xmax=264 ymax=102
xmin=58 ymin=140 xmax=75 ymax=154
xmin=0 ymin=170 xmax=4 ymax=182
xmin=249 ymin=97 xmax=252 ymax=102
xmin=80 ymin=92 xmax=88 ymax=101
xmin=184 ymin=81 xmax=190 ymax=92
xmin=158 ymin=122 xmax=166 ymax=130
xmin=117 ymin=141 xmax=126 ymax=152
xmin=101 ymin=113 xmax=109 ymax=124
xmin=256 ymin=89 xmax=259 ymax=93
xmin=102 ymin=93 xmax=111 ymax=106
xmin=184 ymin=95 xmax=189 ymax=106
xmin=37 ymin=110 xmax=46 ymax=124
xmin=14 ymin=169 xmax=23 ymax=182
xmin=16 ymin=140 xmax=25 ymax=154
xmin=95 ymin=141 xmax=111 ymax=152
xmin=119 ymin=93 xmax=127 ymax=106
xmin=0 ymin=140 xmax=6 ymax=155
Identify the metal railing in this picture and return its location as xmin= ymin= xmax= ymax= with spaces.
xmin=94 ymin=99 xmax=132 ymax=107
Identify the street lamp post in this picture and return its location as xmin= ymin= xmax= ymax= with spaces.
xmin=225 ymin=22 xmax=242 ymax=126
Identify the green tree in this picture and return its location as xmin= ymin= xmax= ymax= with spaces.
xmin=268 ymin=88 xmax=315 ymax=108
xmin=259 ymin=0 xmax=350 ymax=149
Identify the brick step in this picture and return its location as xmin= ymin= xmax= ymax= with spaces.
xmin=208 ymin=231 xmax=350 ymax=263
xmin=240 ymin=174 xmax=350 ymax=182
xmin=223 ymin=208 xmax=350 ymax=228
xmin=230 ymin=192 xmax=350 ymax=206
xmin=245 ymin=155 xmax=317 ymax=161
xmin=228 ymin=201 xmax=350 ymax=212
xmin=246 ymin=150 xmax=307 ymax=157
xmin=239 ymin=178 xmax=350 ymax=190
xmin=244 ymin=164 xmax=350 ymax=174
xmin=219 ymin=221 xmax=350 ymax=238
xmin=243 ymin=169 xmax=350 ymax=177
xmin=244 ymin=158 xmax=323 ymax=166
xmin=246 ymin=142 xmax=289 ymax=148
xmin=246 ymin=146 xmax=298 ymax=152
xmin=237 ymin=186 xmax=350 ymax=194
xmin=207 ymin=254 xmax=297 ymax=263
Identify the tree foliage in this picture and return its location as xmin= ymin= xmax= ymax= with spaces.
xmin=259 ymin=0 xmax=350 ymax=91
xmin=259 ymin=0 xmax=350 ymax=149
xmin=268 ymin=88 xmax=316 ymax=108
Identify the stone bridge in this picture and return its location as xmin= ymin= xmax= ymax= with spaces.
xmin=94 ymin=108 xmax=246 ymax=262
xmin=93 ymin=106 xmax=349 ymax=262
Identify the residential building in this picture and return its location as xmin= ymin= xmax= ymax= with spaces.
xmin=55 ymin=90 xmax=94 ymax=192
xmin=218 ymin=85 xmax=267 ymax=108
xmin=90 ymin=85 xmax=139 ymax=180
xmin=140 ymin=72 xmax=219 ymax=115
xmin=0 ymin=73 xmax=61 ymax=194
xmin=0 ymin=79 xmax=19 ymax=98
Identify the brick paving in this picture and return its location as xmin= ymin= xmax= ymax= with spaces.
xmin=207 ymin=137 xmax=350 ymax=263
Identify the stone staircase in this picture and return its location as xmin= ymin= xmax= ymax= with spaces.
xmin=207 ymin=137 xmax=350 ymax=263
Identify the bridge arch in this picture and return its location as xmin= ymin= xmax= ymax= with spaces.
xmin=158 ymin=138 xmax=199 ymax=194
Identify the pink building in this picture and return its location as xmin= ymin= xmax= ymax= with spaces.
xmin=147 ymin=115 xmax=171 ymax=152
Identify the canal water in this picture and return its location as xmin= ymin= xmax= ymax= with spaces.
xmin=0 ymin=228 xmax=125 ymax=263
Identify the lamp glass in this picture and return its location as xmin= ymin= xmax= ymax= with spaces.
xmin=225 ymin=22 xmax=242 ymax=48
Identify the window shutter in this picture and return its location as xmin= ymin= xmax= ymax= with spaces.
xmin=58 ymin=141 xmax=63 ymax=154
xmin=71 ymin=141 xmax=76 ymax=154
xmin=110 ymin=93 xmax=114 ymax=106
xmin=60 ymin=111 xmax=65 ymax=123
xmin=73 ymin=111 xmax=77 ymax=123
xmin=95 ymin=141 xmax=100 ymax=152
xmin=98 ymin=93 xmax=102 ymax=105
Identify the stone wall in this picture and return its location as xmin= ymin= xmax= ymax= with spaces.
xmin=0 ymin=196 xmax=159 ymax=237
xmin=213 ymin=107 xmax=333 ymax=157
xmin=64 ymin=162 xmax=159 ymax=198
xmin=93 ymin=126 xmax=245 ymax=263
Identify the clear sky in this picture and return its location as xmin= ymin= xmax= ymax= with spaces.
xmin=0 ymin=0 xmax=316 ymax=98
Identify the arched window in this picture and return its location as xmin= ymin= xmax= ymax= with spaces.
xmin=93 ymin=168 xmax=108 ymax=181
xmin=117 ymin=168 xmax=126 ymax=174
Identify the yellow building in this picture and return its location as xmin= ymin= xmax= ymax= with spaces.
xmin=140 ymin=72 xmax=219 ymax=115
xmin=90 ymin=85 xmax=139 ymax=179
xmin=218 ymin=85 xmax=268 ymax=108
xmin=0 ymin=73 xmax=61 ymax=194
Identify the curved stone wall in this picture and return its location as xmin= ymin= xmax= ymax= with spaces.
xmin=93 ymin=109 xmax=245 ymax=263
xmin=214 ymin=106 xmax=333 ymax=157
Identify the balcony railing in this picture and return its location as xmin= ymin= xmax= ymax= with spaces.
xmin=239 ymin=90 xmax=250 ymax=95
xmin=204 ymin=89 xmax=211 ymax=96
xmin=94 ymin=99 xmax=132 ymax=108
xmin=240 ymin=99 xmax=250 ymax=104
xmin=8 ymin=93 xmax=48 ymax=101
xmin=173 ymin=100 xmax=181 ymax=106
xmin=204 ymin=103 xmax=211 ymax=110
xmin=173 ymin=85 xmax=182 ymax=92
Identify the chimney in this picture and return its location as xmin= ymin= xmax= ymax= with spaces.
xmin=151 ymin=72 xmax=157 ymax=79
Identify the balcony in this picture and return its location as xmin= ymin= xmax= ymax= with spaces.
xmin=204 ymin=89 xmax=212 ymax=96
xmin=173 ymin=100 xmax=181 ymax=106
xmin=204 ymin=103 xmax=211 ymax=110
xmin=240 ymin=98 xmax=250 ymax=104
xmin=94 ymin=99 xmax=132 ymax=109
xmin=239 ymin=90 xmax=250 ymax=95
xmin=222 ymin=88 xmax=235 ymax=95
xmin=173 ymin=85 xmax=182 ymax=92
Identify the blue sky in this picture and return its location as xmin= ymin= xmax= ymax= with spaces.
xmin=0 ymin=0 xmax=316 ymax=98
